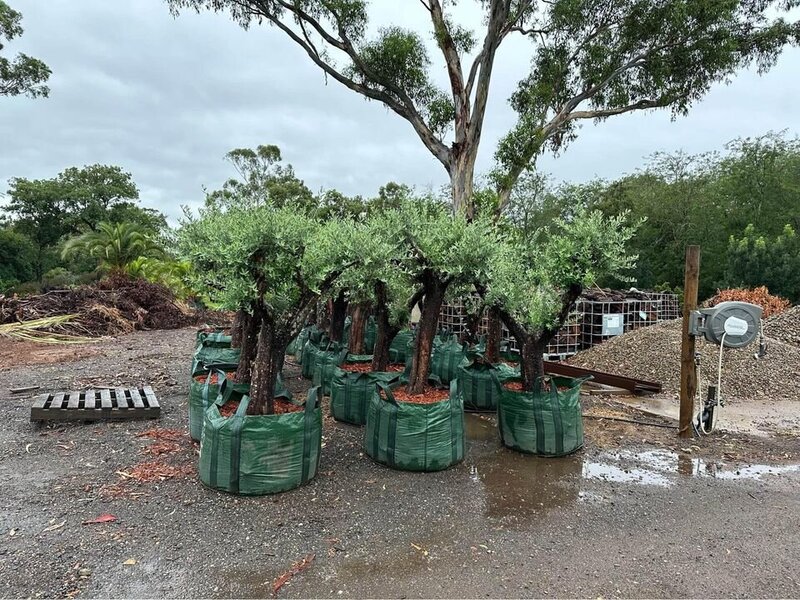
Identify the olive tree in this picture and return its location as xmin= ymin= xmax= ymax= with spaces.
xmin=167 ymin=0 xmax=798 ymax=217
xmin=400 ymin=201 xmax=499 ymax=393
xmin=485 ymin=208 xmax=638 ymax=389
xmin=180 ymin=204 xmax=359 ymax=414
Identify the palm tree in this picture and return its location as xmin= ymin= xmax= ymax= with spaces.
xmin=62 ymin=222 xmax=165 ymax=273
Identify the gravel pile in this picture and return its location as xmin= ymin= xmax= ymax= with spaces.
xmin=568 ymin=318 xmax=800 ymax=402
xmin=764 ymin=305 xmax=800 ymax=348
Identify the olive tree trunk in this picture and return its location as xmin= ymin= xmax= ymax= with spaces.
xmin=248 ymin=316 xmax=289 ymax=415
xmin=407 ymin=275 xmax=447 ymax=394
xmin=234 ymin=308 xmax=259 ymax=384
xmin=348 ymin=302 xmax=369 ymax=354
xmin=328 ymin=291 xmax=348 ymax=343
xmin=371 ymin=281 xmax=400 ymax=372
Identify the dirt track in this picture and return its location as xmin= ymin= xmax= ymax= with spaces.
xmin=0 ymin=329 xmax=798 ymax=598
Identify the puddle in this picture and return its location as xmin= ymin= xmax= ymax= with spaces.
xmin=464 ymin=414 xmax=800 ymax=520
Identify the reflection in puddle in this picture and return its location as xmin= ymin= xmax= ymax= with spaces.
xmin=464 ymin=413 xmax=800 ymax=519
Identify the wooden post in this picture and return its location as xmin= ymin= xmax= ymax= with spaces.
xmin=679 ymin=245 xmax=700 ymax=438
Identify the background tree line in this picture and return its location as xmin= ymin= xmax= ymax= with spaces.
xmin=0 ymin=147 xmax=415 ymax=297
xmin=505 ymin=131 xmax=800 ymax=302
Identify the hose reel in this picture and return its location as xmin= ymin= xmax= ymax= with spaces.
xmin=688 ymin=301 xmax=765 ymax=434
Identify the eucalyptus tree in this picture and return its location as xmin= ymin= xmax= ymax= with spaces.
xmin=1 ymin=1 xmax=50 ymax=98
xmin=486 ymin=209 xmax=638 ymax=388
xmin=180 ymin=204 xmax=359 ymax=414
xmin=168 ymin=0 xmax=799 ymax=217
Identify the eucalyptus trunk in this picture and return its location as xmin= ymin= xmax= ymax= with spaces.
xmin=451 ymin=150 xmax=477 ymax=219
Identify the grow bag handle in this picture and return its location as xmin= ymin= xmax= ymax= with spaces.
xmin=376 ymin=381 xmax=398 ymax=405
xmin=301 ymin=386 xmax=322 ymax=484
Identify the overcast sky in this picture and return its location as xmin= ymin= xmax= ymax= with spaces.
xmin=2 ymin=0 xmax=799 ymax=224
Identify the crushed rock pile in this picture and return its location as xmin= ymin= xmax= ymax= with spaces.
xmin=764 ymin=305 xmax=800 ymax=348
xmin=568 ymin=317 xmax=800 ymax=402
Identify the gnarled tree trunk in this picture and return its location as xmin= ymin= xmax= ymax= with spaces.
xmin=328 ymin=290 xmax=348 ymax=343
xmin=348 ymin=302 xmax=369 ymax=355
xmin=234 ymin=308 xmax=259 ymax=384
xmin=249 ymin=315 xmax=288 ymax=415
xmin=231 ymin=309 xmax=245 ymax=348
xmin=371 ymin=281 xmax=401 ymax=372
xmin=485 ymin=306 xmax=502 ymax=363
xmin=407 ymin=275 xmax=447 ymax=394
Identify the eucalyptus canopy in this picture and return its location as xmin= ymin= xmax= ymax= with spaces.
xmin=168 ymin=0 xmax=800 ymax=216
xmin=0 ymin=1 xmax=51 ymax=98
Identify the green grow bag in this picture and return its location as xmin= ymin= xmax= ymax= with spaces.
xmin=363 ymin=381 xmax=465 ymax=472
xmin=287 ymin=325 xmax=311 ymax=357
xmin=329 ymin=370 xmax=402 ymax=425
xmin=389 ymin=330 xmax=415 ymax=364
xmin=456 ymin=357 xmax=519 ymax=412
xmin=199 ymin=387 xmax=323 ymax=495
xmin=195 ymin=328 xmax=231 ymax=349
xmin=191 ymin=346 xmax=240 ymax=377
xmin=496 ymin=375 xmax=588 ymax=457
xmin=311 ymin=347 xmax=349 ymax=395
xmin=189 ymin=368 xmax=292 ymax=441
xmin=429 ymin=336 xmax=467 ymax=387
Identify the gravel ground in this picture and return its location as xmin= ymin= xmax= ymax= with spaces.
xmin=1 ymin=329 xmax=799 ymax=599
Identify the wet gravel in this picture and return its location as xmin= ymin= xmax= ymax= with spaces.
xmin=0 ymin=328 xmax=798 ymax=599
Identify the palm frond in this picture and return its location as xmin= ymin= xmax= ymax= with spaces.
xmin=0 ymin=315 xmax=97 ymax=344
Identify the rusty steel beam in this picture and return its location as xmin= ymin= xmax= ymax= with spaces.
xmin=543 ymin=361 xmax=662 ymax=394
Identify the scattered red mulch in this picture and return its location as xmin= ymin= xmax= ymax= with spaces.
xmin=193 ymin=371 xmax=238 ymax=384
xmin=340 ymin=362 xmax=405 ymax=373
xmin=389 ymin=386 xmax=449 ymax=405
xmin=142 ymin=441 xmax=183 ymax=456
xmin=136 ymin=428 xmax=186 ymax=442
xmin=218 ymin=398 xmax=302 ymax=417
xmin=273 ymin=553 xmax=315 ymax=597
xmin=118 ymin=460 xmax=195 ymax=483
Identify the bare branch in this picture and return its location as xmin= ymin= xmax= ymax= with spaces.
xmin=245 ymin=1 xmax=452 ymax=169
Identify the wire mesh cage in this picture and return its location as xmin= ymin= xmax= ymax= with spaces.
xmin=437 ymin=289 xmax=680 ymax=358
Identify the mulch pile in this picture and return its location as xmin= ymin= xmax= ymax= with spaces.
xmin=0 ymin=274 xmax=228 ymax=336
xmin=218 ymin=398 xmax=302 ymax=417
xmin=703 ymin=286 xmax=790 ymax=319
xmin=568 ymin=315 xmax=800 ymax=402
xmin=389 ymin=386 xmax=449 ymax=404
xmin=193 ymin=371 xmax=238 ymax=384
